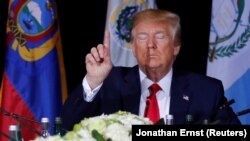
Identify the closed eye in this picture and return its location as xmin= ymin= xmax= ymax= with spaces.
xmin=137 ymin=34 xmax=148 ymax=41
xmin=155 ymin=33 xmax=167 ymax=39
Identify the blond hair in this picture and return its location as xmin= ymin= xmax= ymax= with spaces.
xmin=131 ymin=9 xmax=181 ymax=46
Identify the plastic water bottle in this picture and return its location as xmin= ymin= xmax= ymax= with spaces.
xmin=165 ymin=114 xmax=174 ymax=125
xmin=40 ymin=117 xmax=50 ymax=138
xmin=54 ymin=117 xmax=62 ymax=136
xmin=185 ymin=114 xmax=194 ymax=124
xmin=9 ymin=124 xmax=23 ymax=141
xmin=203 ymin=119 xmax=209 ymax=125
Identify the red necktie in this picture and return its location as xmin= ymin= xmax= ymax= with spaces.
xmin=144 ymin=83 xmax=161 ymax=123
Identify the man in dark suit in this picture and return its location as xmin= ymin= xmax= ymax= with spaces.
xmin=61 ymin=9 xmax=240 ymax=130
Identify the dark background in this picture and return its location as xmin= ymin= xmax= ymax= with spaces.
xmin=0 ymin=0 xmax=212 ymax=94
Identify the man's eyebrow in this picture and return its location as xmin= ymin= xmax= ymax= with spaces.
xmin=155 ymin=31 xmax=168 ymax=34
xmin=136 ymin=32 xmax=148 ymax=35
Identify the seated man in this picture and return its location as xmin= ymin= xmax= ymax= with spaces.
xmin=61 ymin=9 xmax=240 ymax=130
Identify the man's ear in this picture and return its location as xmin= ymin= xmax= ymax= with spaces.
xmin=131 ymin=42 xmax=136 ymax=57
xmin=174 ymin=45 xmax=180 ymax=56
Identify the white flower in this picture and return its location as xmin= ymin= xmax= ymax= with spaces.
xmin=104 ymin=123 xmax=131 ymax=141
xmin=34 ymin=111 xmax=152 ymax=141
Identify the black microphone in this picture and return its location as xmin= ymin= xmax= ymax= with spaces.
xmin=0 ymin=107 xmax=42 ymax=136
xmin=219 ymin=99 xmax=235 ymax=110
xmin=154 ymin=118 xmax=165 ymax=125
xmin=144 ymin=99 xmax=150 ymax=116
xmin=236 ymin=108 xmax=250 ymax=116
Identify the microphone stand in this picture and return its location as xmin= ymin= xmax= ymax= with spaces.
xmin=0 ymin=107 xmax=42 ymax=136
xmin=1 ymin=107 xmax=70 ymax=136
xmin=9 ymin=113 xmax=40 ymax=124
xmin=236 ymin=109 xmax=250 ymax=116
xmin=219 ymin=99 xmax=235 ymax=110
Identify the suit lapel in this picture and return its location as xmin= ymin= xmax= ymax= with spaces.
xmin=121 ymin=66 xmax=141 ymax=115
xmin=170 ymin=72 xmax=192 ymax=124
xmin=120 ymin=67 xmax=193 ymax=123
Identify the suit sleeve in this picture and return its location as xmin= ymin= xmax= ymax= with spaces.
xmin=60 ymin=84 xmax=101 ymax=131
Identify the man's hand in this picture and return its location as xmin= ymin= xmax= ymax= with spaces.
xmin=85 ymin=30 xmax=112 ymax=90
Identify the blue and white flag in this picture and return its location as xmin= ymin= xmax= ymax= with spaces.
xmin=105 ymin=0 xmax=157 ymax=67
xmin=207 ymin=0 xmax=250 ymax=124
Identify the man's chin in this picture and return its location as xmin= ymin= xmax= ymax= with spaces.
xmin=146 ymin=63 xmax=161 ymax=70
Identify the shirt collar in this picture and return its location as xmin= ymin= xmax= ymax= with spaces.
xmin=139 ymin=68 xmax=173 ymax=96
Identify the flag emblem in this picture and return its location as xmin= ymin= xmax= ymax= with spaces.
xmin=109 ymin=1 xmax=153 ymax=49
xmin=7 ymin=0 xmax=58 ymax=62
xmin=208 ymin=0 xmax=250 ymax=62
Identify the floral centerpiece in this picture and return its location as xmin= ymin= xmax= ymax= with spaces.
xmin=34 ymin=111 xmax=152 ymax=141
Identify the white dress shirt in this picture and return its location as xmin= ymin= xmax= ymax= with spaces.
xmin=138 ymin=69 xmax=172 ymax=119
xmin=82 ymin=68 xmax=173 ymax=119
xmin=82 ymin=77 xmax=102 ymax=101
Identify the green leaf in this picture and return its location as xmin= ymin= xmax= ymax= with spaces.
xmin=92 ymin=129 xmax=106 ymax=141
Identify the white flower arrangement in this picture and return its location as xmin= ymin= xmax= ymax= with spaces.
xmin=34 ymin=111 xmax=152 ymax=141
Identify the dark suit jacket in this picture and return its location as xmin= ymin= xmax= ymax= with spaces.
xmin=61 ymin=66 xmax=240 ymax=130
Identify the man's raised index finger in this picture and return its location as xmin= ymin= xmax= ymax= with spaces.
xmin=103 ymin=30 xmax=110 ymax=48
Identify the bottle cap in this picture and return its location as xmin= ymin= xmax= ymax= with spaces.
xmin=9 ymin=125 xmax=18 ymax=131
xmin=41 ymin=117 xmax=49 ymax=123
xmin=166 ymin=114 xmax=174 ymax=119
xmin=55 ymin=117 xmax=62 ymax=123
